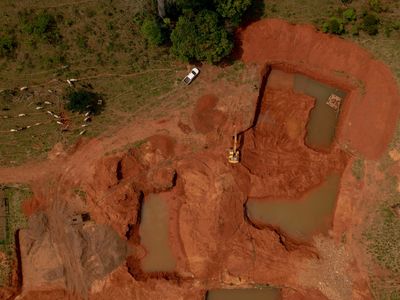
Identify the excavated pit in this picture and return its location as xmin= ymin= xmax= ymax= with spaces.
xmin=6 ymin=18 xmax=400 ymax=300
xmin=139 ymin=194 xmax=176 ymax=273
xmin=246 ymin=173 xmax=341 ymax=241
xmin=241 ymin=65 xmax=348 ymax=241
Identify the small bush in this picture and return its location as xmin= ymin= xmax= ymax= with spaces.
xmin=352 ymin=158 xmax=365 ymax=180
xmin=343 ymin=8 xmax=356 ymax=22
xmin=44 ymin=54 xmax=66 ymax=68
xmin=0 ymin=34 xmax=17 ymax=57
xmin=76 ymin=35 xmax=88 ymax=49
xmin=350 ymin=24 xmax=360 ymax=35
xmin=65 ymin=88 xmax=103 ymax=114
xmin=368 ymin=0 xmax=382 ymax=12
xmin=362 ymin=13 xmax=380 ymax=35
xmin=141 ymin=17 xmax=166 ymax=46
xmin=322 ymin=17 xmax=345 ymax=34
xmin=23 ymin=12 xmax=61 ymax=43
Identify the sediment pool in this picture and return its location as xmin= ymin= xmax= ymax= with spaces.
xmin=246 ymin=174 xmax=341 ymax=240
xmin=140 ymin=194 xmax=176 ymax=272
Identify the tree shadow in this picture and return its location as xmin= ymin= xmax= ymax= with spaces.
xmin=221 ymin=0 xmax=266 ymax=66
xmin=242 ymin=0 xmax=266 ymax=27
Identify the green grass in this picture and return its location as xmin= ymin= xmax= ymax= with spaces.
xmin=0 ymin=185 xmax=30 ymax=286
xmin=363 ymin=174 xmax=400 ymax=299
xmin=0 ymin=0 xmax=188 ymax=166
xmin=362 ymin=121 xmax=400 ymax=299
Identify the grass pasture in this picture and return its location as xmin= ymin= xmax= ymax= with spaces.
xmin=0 ymin=0 xmax=189 ymax=166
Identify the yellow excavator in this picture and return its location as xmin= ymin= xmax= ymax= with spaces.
xmin=228 ymin=126 xmax=240 ymax=164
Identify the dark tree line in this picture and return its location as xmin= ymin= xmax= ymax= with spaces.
xmin=140 ymin=0 xmax=252 ymax=63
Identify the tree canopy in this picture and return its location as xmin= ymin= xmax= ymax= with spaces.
xmin=141 ymin=17 xmax=166 ymax=45
xmin=139 ymin=0 xmax=252 ymax=63
xmin=214 ymin=0 xmax=252 ymax=25
xmin=170 ymin=10 xmax=233 ymax=63
xmin=65 ymin=89 xmax=103 ymax=114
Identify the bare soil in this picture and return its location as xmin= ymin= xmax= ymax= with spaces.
xmin=0 ymin=19 xmax=399 ymax=300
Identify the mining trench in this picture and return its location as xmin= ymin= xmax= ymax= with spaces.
xmin=124 ymin=63 xmax=349 ymax=299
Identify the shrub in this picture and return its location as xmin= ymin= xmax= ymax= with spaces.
xmin=44 ymin=54 xmax=66 ymax=68
xmin=352 ymin=158 xmax=364 ymax=180
xmin=342 ymin=8 xmax=356 ymax=22
xmin=0 ymin=34 xmax=17 ymax=57
xmin=141 ymin=17 xmax=165 ymax=46
xmin=350 ymin=24 xmax=360 ymax=35
xmin=368 ymin=0 xmax=382 ymax=12
xmin=362 ymin=13 xmax=380 ymax=35
xmin=322 ymin=17 xmax=345 ymax=34
xmin=65 ymin=88 xmax=103 ymax=114
xmin=23 ymin=12 xmax=61 ymax=43
xmin=170 ymin=10 xmax=233 ymax=63
xmin=76 ymin=35 xmax=88 ymax=49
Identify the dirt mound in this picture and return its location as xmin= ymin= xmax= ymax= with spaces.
xmin=20 ymin=212 xmax=128 ymax=297
xmin=239 ymin=19 xmax=400 ymax=159
xmin=146 ymin=135 xmax=176 ymax=158
xmin=192 ymin=94 xmax=227 ymax=134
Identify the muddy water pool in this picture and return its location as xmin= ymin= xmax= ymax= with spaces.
xmin=140 ymin=194 xmax=176 ymax=272
xmin=293 ymin=74 xmax=346 ymax=149
xmin=207 ymin=287 xmax=281 ymax=300
xmin=246 ymin=174 xmax=340 ymax=240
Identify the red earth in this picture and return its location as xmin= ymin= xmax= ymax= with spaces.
xmin=0 ymin=19 xmax=399 ymax=300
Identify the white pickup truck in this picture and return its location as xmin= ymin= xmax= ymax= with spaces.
xmin=183 ymin=67 xmax=200 ymax=85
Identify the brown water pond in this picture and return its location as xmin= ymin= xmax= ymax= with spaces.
xmin=246 ymin=174 xmax=341 ymax=240
xmin=140 ymin=194 xmax=176 ymax=272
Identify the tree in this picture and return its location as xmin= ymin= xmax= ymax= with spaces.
xmin=214 ymin=0 xmax=252 ymax=25
xmin=141 ymin=17 xmax=165 ymax=45
xmin=65 ymin=89 xmax=103 ymax=114
xmin=322 ymin=17 xmax=345 ymax=35
xmin=170 ymin=10 xmax=233 ymax=63
xmin=342 ymin=8 xmax=356 ymax=22
xmin=362 ymin=13 xmax=379 ymax=35
xmin=174 ymin=0 xmax=213 ymax=11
